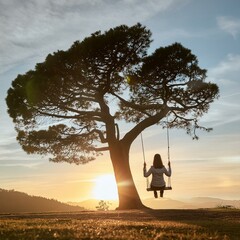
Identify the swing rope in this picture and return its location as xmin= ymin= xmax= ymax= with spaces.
xmin=140 ymin=132 xmax=146 ymax=164
xmin=141 ymin=132 xmax=149 ymax=188
xmin=167 ymin=117 xmax=170 ymax=163
xmin=166 ymin=117 xmax=172 ymax=188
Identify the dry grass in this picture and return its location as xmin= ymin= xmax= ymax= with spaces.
xmin=0 ymin=209 xmax=239 ymax=239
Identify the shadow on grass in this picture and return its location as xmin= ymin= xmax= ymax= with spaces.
xmin=0 ymin=209 xmax=239 ymax=240
xmin=144 ymin=208 xmax=240 ymax=240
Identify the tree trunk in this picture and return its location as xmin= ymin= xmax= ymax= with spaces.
xmin=109 ymin=141 xmax=146 ymax=210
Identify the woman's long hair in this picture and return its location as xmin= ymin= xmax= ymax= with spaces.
xmin=153 ymin=154 xmax=164 ymax=168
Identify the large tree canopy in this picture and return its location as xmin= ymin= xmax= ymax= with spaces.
xmin=6 ymin=23 xmax=219 ymax=209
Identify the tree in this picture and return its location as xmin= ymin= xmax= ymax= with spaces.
xmin=6 ymin=23 xmax=219 ymax=210
xmin=96 ymin=200 xmax=112 ymax=211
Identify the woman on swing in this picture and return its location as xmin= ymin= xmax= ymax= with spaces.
xmin=143 ymin=153 xmax=171 ymax=198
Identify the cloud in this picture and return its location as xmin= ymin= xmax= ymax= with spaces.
xmin=206 ymin=58 xmax=240 ymax=127
xmin=0 ymin=162 xmax=43 ymax=169
xmin=0 ymin=0 xmax=185 ymax=74
xmin=217 ymin=16 xmax=240 ymax=38
xmin=208 ymin=54 xmax=240 ymax=95
xmin=210 ymin=54 xmax=240 ymax=76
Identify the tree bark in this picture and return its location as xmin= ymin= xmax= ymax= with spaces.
xmin=109 ymin=141 xmax=146 ymax=210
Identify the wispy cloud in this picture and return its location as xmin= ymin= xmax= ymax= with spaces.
xmin=208 ymin=54 xmax=240 ymax=101
xmin=217 ymin=16 xmax=240 ymax=38
xmin=209 ymin=54 xmax=240 ymax=92
xmin=0 ymin=0 xmax=184 ymax=74
xmin=0 ymin=162 xmax=43 ymax=169
xmin=194 ymin=53 xmax=240 ymax=131
xmin=210 ymin=54 xmax=240 ymax=77
xmin=156 ymin=28 xmax=216 ymax=42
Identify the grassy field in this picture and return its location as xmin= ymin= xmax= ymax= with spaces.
xmin=0 ymin=209 xmax=239 ymax=240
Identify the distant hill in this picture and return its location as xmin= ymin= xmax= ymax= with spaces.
xmin=2 ymin=188 xmax=238 ymax=213
xmin=68 ymin=198 xmax=196 ymax=210
xmin=69 ymin=197 xmax=240 ymax=210
xmin=189 ymin=197 xmax=240 ymax=209
xmin=142 ymin=198 xmax=195 ymax=209
xmin=143 ymin=197 xmax=240 ymax=209
xmin=0 ymin=189 xmax=84 ymax=213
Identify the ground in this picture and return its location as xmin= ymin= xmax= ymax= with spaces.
xmin=0 ymin=209 xmax=239 ymax=239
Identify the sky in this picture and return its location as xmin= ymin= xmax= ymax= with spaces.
xmin=0 ymin=0 xmax=240 ymax=206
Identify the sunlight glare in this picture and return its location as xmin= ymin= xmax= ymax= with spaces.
xmin=93 ymin=174 xmax=118 ymax=200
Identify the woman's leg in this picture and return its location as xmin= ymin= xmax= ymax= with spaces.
xmin=151 ymin=185 xmax=158 ymax=198
xmin=160 ymin=189 xmax=164 ymax=198
xmin=154 ymin=190 xmax=158 ymax=198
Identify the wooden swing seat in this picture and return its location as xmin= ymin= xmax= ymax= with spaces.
xmin=147 ymin=186 xmax=172 ymax=191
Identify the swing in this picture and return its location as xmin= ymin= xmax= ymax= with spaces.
xmin=141 ymin=121 xmax=172 ymax=192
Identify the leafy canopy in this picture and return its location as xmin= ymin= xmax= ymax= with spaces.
xmin=6 ymin=23 xmax=219 ymax=164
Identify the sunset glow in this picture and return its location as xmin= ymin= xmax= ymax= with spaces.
xmin=0 ymin=0 xmax=239 ymax=205
xmin=93 ymin=174 xmax=118 ymax=200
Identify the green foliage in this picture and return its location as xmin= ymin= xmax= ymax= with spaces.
xmin=122 ymin=43 xmax=219 ymax=130
xmin=17 ymin=124 xmax=97 ymax=164
xmin=6 ymin=23 xmax=219 ymax=164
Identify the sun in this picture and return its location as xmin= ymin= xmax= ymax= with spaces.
xmin=93 ymin=174 xmax=118 ymax=200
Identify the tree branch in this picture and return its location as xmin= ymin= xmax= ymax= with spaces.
xmin=89 ymin=129 xmax=107 ymax=143
xmin=111 ymin=92 xmax=164 ymax=114
xmin=122 ymin=106 xmax=169 ymax=146
xmin=35 ymin=108 xmax=104 ymax=121
xmin=93 ymin=146 xmax=110 ymax=152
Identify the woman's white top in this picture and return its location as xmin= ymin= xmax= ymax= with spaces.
xmin=143 ymin=166 xmax=171 ymax=187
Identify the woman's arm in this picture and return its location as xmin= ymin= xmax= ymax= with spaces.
xmin=143 ymin=165 xmax=152 ymax=177
xmin=164 ymin=162 xmax=172 ymax=177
